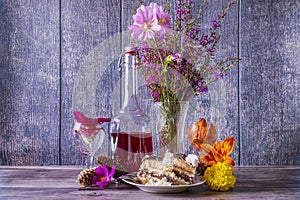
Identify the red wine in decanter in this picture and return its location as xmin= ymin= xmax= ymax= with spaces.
xmin=112 ymin=132 xmax=153 ymax=172
xmin=112 ymin=132 xmax=153 ymax=153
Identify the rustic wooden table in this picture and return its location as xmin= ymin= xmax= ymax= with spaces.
xmin=0 ymin=166 xmax=299 ymax=200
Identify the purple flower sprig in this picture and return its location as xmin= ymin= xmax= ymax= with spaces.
xmin=197 ymin=0 xmax=238 ymax=82
xmin=91 ymin=164 xmax=115 ymax=188
xmin=175 ymin=0 xmax=183 ymax=31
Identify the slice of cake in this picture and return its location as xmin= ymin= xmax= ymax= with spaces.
xmin=137 ymin=152 xmax=199 ymax=186
xmin=172 ymin=155 xmax=198 ymax=185
xmin=137 ymin=154 xmax=175 ymax=186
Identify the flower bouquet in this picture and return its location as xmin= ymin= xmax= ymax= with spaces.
xmin=128 ymin=0 xmax=241 ymax=153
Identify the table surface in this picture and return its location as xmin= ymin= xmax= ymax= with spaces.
xmin=0 ymin=166 xmax=299 ymax=200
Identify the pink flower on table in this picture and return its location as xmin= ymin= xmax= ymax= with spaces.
xmin=92 ymin=164 xmax=116 ymax=188
xmin=128 ymin=4 xmax=161 ymax=41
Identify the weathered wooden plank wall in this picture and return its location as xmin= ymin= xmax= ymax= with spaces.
xmin=240 ymin=0 xmax=300 ymax=165
xmin=0 ymin=0 xmax=299 ymax=166
xmin=0 ymin=0 xmax=60 ymax=165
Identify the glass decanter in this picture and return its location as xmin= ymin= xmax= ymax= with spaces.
xmin=110 ymin=49 xmax=153 ymax=172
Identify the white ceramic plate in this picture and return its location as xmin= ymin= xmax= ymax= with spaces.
xmin=121 ymin=173 xmax=205 ymax=193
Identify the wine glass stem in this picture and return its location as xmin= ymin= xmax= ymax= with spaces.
xmin=86 ymin=155 xmax=95 ymax=168
xmin=86 ymin=143 xmax=95 ymax=168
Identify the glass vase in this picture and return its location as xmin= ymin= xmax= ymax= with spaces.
xmin=153 ymin=101 xmax=189 ymax=155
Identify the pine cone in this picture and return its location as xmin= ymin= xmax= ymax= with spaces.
xmin=78 ymin=167 xmax=96 ymax=187
xmin=196 ymin=162 xmax=208 ymax=176
xmin=97 ymin=155 xmax=126 ymax=178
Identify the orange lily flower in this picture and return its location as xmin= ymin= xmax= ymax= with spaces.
xmin=200 ymin=136 xmax=235 ymax=166
xmin=188 ymin=118 xmax=217 ymax=151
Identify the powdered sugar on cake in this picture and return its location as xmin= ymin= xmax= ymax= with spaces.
xmin=185 ymin=154 xmax=199 ymax=167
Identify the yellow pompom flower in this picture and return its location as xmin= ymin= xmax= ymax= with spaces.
xmin=204 ymin=162 xmax=236 ymax=191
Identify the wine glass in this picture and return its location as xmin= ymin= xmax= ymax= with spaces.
xmin=73 ymin=111 xmax=111 ymax=168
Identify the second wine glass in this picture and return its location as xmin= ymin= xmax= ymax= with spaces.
xmin=74 ymin=111 xmax=111 ymax=168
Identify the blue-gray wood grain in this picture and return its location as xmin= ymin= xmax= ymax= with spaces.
xmin=0 ymin=0 xmax=60 ymax=165
xmin=240 ymin=0 xmax=300 ymax=165
xmin=0 ymin=0 xmax=299 ymax=166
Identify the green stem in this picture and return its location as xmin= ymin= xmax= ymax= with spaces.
xmin=153 ymin=37 xmax=164 ymax=67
